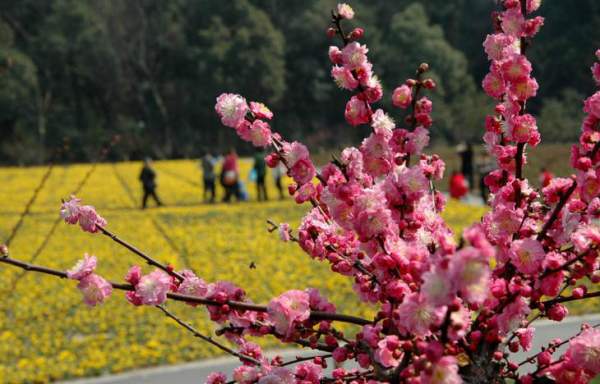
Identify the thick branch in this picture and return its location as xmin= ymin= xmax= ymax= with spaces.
xmin=0 ymin=255 xmax=371 ymax=326
xmin=541 ymin=290 xmax=600 ymax=306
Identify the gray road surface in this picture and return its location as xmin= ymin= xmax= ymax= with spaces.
xmin=58 ymin=313 xmax=600 ymax=384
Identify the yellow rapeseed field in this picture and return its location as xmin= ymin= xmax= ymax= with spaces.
xmin=0 ymin=159 xmax=590 ymax=383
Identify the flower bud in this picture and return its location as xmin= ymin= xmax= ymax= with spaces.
xmin=547 ymin=304 xmax=568 ymax=321
xmin=0 ymin=244 xmax=8 ymax=256
xmin=326 ymin=27 xmax=336 ymax=38
xmin=349 ymin=28 xmax=364 ymax=41
xmin=422 ymin=78 xmax=436 ymax=89
xmin=537 ymin=350 xmax=552 ymax=366
xmin=418 ymin=63 xmax=430 ymax=73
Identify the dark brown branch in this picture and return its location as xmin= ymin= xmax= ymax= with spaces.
xmin=98 ymin=226 xmax=185 ymax=282
xmin=539 ymin=246 xmax=593 ymax=279
xmin=537 ymin=179 xmax=577 ymax=241
xmin=541 ymin=290 xmax=600 ymax=306
xmin=518 ymin=323 xmax=600 ymax=368
xmin=0 ymin=255 xmax=371 ymax=326
xmin=280 ymin=353 xmax=332 ymax=367
xmin=156 ymin=305 xmax=261 ymax=365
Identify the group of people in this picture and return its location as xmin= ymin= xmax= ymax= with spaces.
xmin=201 ymin=149 xmax=285 ymax=204
xmin=448 ymin=142 xmax=554 ymax=203
xmin=138 ymin=150 xmax=286 ymax=209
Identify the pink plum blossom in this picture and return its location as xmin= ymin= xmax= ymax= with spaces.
xmin=497 ymin=297 xmax=531 ymax=335
xmin=421 ymin=266 xmax=455 ymax=306
xmin=483 ymin=33 xmax=518 ymax=61
xmin=278 ymin=223 xmax=291 ymax=242
xmin=331 ymin=66 xmax=359 ymax=90
xmin=289 ymin=158 xmax=316 ymax=185
xmin=136 ymin=269 xmax=172 ymax=305
xmin=77 ymin=273 xmax=112 ymax=307
xmin=502 ymin=7 xmax=525 ymax=37
xmin=67 ymin=253 xmax=97 ymax=280
xmin=564 ymin=327 xmax=600 ymax=375
xmin=370 ymin=109 xmax=394 ymax=138
xmin=392 ymin=84 xmax=412 ymax=109
xmin=344 ymin=96 xmax=370 ymax=126
xmin=247 ymin=120 xmax=272 ymax=147
xmin=267 ymin=290 xmax=310 ymax=338
xmin=482 ymin=71 xmax=506 ymax=99
xmin=294 ymin=362 xmax=322 ymax=384
xmin=509 ymin=238 xmax=545 ymax=274
xmin=281 ymin=141 xmax=310 ymax=168
xmin=177 ymin=270 xmax=208 ymax=306
xmin=509 ymin=114 xmax=538 ymax=144
xmin=592 ymin=62 xmax=600 ymax=85
xmin=341 ymin=42 xmax=368 ymax=70
xmin=125 ymin=265 xmax=142 ymax=285
xmin=374 ymin=335 xmax=402 ymax=368
xmin=421 ymin=356 xmax=462 ymax=384
xmin=215 ymin=93 xmax=248 ymax=128
xmin=257 ymin=367 xmax=294 ymax=384
xmin=336 ymin=3 xmax=354 ymax=20
xmin=583 ymin=92 xmax=600 ymax=119
xmin=516 ymin=327 xmax=535 ymax=351
xmin=77 ymin=205 xmax=107 ymax=233
xmin=233 ymin=366 xmax=259 ymax=384
xmin=502 ymin=55 xmax=532 ymax=82
xmin=205 ymin=372 xmax=227 ymax=384
xmin=249 ymin=101 xmax=273 ymax=120
xmin=395 ymin=292 xmax=446 ymax=337
xmin=60 ymin=196 xmax=81 ymax=224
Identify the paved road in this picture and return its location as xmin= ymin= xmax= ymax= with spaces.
xmin=59 ymin=314 xmax=600 ymax=384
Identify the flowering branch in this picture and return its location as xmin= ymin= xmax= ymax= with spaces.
xmin=537 ymin=179 xmax=577 ymax=241
xmin=0 ymin=254 xmax=371 ymax=326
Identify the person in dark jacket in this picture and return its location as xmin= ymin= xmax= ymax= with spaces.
xmin=253 ymin=150 xmax=268 ymax=201
xmin=458 ymin=142 xmax=474 ymax=190
xmin=139 ymin=157 xmax=163 ymax=209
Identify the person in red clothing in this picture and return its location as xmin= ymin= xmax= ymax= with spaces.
xmin=449 ymin=171 xmax=468 ymax=200
xmin=539 ymin=167 xmax=553 ymax=188
xmin=220 ymin=148 xmax=240 ymax=202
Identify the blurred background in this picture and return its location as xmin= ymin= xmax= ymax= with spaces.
xmin=1 ymin=1 xmax=600 ymax=383
xmin=0 ymin=0 xmax=599 ymax=165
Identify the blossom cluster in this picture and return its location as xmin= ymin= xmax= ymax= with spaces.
xmin=7 ymin=1 xmax=598 ymax=383
xmin=60 ymin=196 xmax=107 ymax=233
xmin=66 ymin=253 xmax=112 ymax=306
xmin=209 ymin=1 xmax=600 ymax=383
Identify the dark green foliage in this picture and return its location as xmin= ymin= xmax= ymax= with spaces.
xmin=0 ymin=0 xmax=597 ymax=164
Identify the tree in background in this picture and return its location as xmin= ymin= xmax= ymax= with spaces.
xmin=0 ymin=0 xmax=598 ymax=164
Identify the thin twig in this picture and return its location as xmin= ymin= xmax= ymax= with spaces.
xmin=537 ymin=179 xmax=577 ymax=241
xmin=156 ymin=305 xmax=261 ymax=365
xmin=98 ymin=226 xmax=185 ymax=282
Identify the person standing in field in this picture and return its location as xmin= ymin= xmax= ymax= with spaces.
xmin=272 ymin=163 xmax=285 ymax=200
xmin=449 ymin=170 xmax=468 ymax=200
xmin=220 ymin=148 xmax=240 ymax=203
xmin=253 ymin=150 xmax=268 ymax=201
xmin=200 ymin=150 xmax=217 ymax=203
xmin=539 ymin=167 xmax=553 ymax=188
xmin=458 ymin=142 xmax=474 ymax=190
xmin=139 ymin=157 xmax=163 ymax=209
